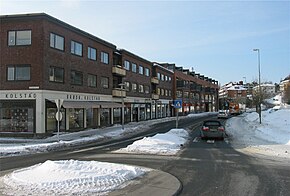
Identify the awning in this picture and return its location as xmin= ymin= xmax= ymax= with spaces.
xmin=62 ymin=101 xmax=123 ymax=109
xmin=100 ymin=102 xmax=123 ymax=108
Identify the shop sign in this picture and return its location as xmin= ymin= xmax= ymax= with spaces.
xmin=4 ymin=93 xmax=37 ymax=99
xmin=66 ymin=94 xmax=100 ymax=101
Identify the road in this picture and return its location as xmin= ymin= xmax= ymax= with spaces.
xmin=1 ymin=115 xmax=290 ymax=196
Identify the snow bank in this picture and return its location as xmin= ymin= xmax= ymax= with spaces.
xmin=114 ymin=129 xmax=189 ymax=155
xmin=1 ymin=160 xmax=149 ymax=196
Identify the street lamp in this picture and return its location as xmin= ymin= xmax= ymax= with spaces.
xmin=253 ymin=48 xmax=262 ymax=124
xmin=119 ymin=83 xmax=125 ymax=130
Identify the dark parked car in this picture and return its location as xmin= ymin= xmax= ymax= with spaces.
xmin=200 ymin=120 xmax=226 ymax=139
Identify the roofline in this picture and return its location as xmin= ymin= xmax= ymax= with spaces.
xmin=118 ymin=49 xmax=152 ymax=65
xmin=0 ymin=13 xmax=116 ymax=49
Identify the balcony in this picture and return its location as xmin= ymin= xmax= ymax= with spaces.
xmin=112 ymin=65 xmax=126 ymax=77
xmin=152 ymin=94 xmax=159 ymax=100
xmin=112 ymin=88 xmax=126 ymax=97
xmin=151 ymin=77 xmax=159 ymax=85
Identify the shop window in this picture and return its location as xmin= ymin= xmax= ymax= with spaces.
xmin=113 ymin=108 xmax=121 ymax=124
xmin=0 ymin=102 xmax=34 ymax=132
xmin=49 ymin=67 xmax=64 ymax=83
xmin=8 ymin=30 xmax=31 ymax=46
xmin=50 ymin=33 xmax=64 ymax=51
xmin=46 ymin=108 xmax=65 ymax=131
xmin=7 ymin=65 xmax=30 ymax=81
xmin=68 ymin=108 xmax=84 ymax=129
xmin=100 ymin=109 xmax=110 ymax=127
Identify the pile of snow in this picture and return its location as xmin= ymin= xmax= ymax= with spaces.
xmin=115 ymin=129 xmax=189 ymax=155
xmin=265 ymin=94 xmax=282 ymax=105
xmin=226 ymin=107 xmax=290 ymax=159
xmin=1 ymin=160 xmax=150 ymax=196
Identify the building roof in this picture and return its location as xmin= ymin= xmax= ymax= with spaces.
xmin=0 ymin=13 xmax=117 ymax=49
xmin=227 ymin=85 xmax=247 ymax=91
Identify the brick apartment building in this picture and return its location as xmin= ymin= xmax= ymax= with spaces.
xmin=0 ymin=13 xmax=218 ymax=137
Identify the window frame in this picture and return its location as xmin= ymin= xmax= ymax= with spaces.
xmin=50 ymin=33 xmax=64 ymax=51
xmin=132 ymin=63 xmax=137 ymax=73
xmin=124 ymin=60 xmax=130 ymax=70
xmin=8 ymin=30 xmax=32 ymax=46
xmin=49 ymin=67 xmax=64 ymax=83
xmin=70 ymin=70 xmax=83 ymax=85
xmin=139 ymin=65 xmax=144 ymax=75
xmin=88 ymin=46 xmax=97 ymax=61
xmin=87 ymin=74 xmax=97 ymax=88
xmin=101 ymin=51 xmax=109 ymax=64
xmin=71 ymin=40 xmax=83 ymax=56
xmin=101 ymin=76 xmax=109 ymax=89
xmin=7 ymin=65 xmax=31 ymax=81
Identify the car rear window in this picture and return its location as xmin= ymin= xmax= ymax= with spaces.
xmin=204 ymin=121 xmax=221 ymax=126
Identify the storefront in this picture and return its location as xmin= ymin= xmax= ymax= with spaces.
xmin=0 ymin=100 xmax=35 ymax=133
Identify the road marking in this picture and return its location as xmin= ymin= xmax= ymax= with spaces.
xmin=193 ymin=137 xmax=200 ymax=143
xmin=224 ymin=154 xmax=240 ymax=157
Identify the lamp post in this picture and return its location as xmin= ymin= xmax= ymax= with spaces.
xmin=119 ymin=83 xmax=125 ymax=130
xmin=253 ymin=48 xmax=262 ymax=124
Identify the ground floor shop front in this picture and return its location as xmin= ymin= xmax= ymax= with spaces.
xmin=0 ymin=90 xmax=171 ymax=137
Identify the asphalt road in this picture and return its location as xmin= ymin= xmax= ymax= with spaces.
xmin=1 ymin=115 xmax=290 ymax=196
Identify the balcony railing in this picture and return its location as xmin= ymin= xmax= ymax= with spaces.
xmin=112 ymin=65 xmax=126 ymax=76
xmin=112 ymin=88 xmax=126 ymax=97
xmin=151 ymin=77 xmax=159 ymax=85
xmin=152 ymin=94 xmax=159 ymax=100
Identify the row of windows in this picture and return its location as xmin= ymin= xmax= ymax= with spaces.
xmin=50 ymin=33 xmax=109 ymax=64
xmin=7 ymin=30 xmax=110 ymax=64
xmin=124 ymin=60 xmax=150 ymax=76
xmin=157 ymin=72 xmax=172 ymax=82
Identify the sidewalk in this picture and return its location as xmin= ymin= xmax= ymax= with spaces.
xmin=109 ymin=169 xmax=182 ymax=196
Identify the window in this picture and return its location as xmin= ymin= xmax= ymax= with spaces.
xmin=139 ymin=84 xmax=144 ymax=93
xmin=157 ymin=73 xmax=161 ymax=80
xmin=176 ymin=91 xmax=182 ymax=98
xmin=157 ymin=88 xmax=160 ymax=95
xmin=165 ymin=75 xmax=168 ymax=81
xmin=165 ymin=90 xmax=168 ymax=96
xmin=132 ymin=83 xmax=137 ymax=92
xmin=101 ymin=52 xmax=109 ymax=64
xmin=124 ymin=60 xmax=130 ymax=70
xmin=145 ymin=68 xmax=150 ymax=76
xmin=8 ymin=30 xmax=31 ymax=46
xmin=161 ymin=89 xmax=164 ymax=96
xmin=71 ymin=41 xmax=82 ymax=56
xmin=49 ymin=67 xmax=64 ymax=83
xmin=168 ymin=76 xmax=172 ymax=81
xmin=139 ymin=65 xmax=144 ymax=75
xmin=124 ymin=81 xmax=130 ymax=91
xmin=161 ymin=74 xmax=164 ymax=81
xmin=169 ymin=90 xmax=172 ymax=97
xmin=50 ymin=33 xmax=64 ymax=51
xmin=101 ymin=77 xmax=109 ymax=88
xmin=7 ymin=65 xmax=30 ymax=81
xmin=132 ymin=63 xmax=137 ymax=73
xmin=88 ymin=47 xmax=97 ymax=60
xmin=71 ymin=70 xmax=83 ymax=85
xmin=145 ymin=85 xmax=150 ymax=94
xmin=88 ymin=74 xmax=97 ymax=87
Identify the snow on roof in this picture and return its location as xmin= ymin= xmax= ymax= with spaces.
xmin=227 ymin=85 xmax=247 ymax=91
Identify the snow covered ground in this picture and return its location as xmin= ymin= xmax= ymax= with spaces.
xmin=0 ymin=113 xmax=211 ymax=196
xmin=226 ymin=105 xmax=290 ymax=160
xmin=1 ymin=107 xmax=290 ymax=195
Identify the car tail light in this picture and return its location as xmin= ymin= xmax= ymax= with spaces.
xmin=218 ymin=127 xmax=224 ymax=131
xmin=202 ymin=126 xmax=209 ymax=131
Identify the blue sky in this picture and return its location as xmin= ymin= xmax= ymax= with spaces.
xmin=1 ymin=0 xmax=289 ymax=85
